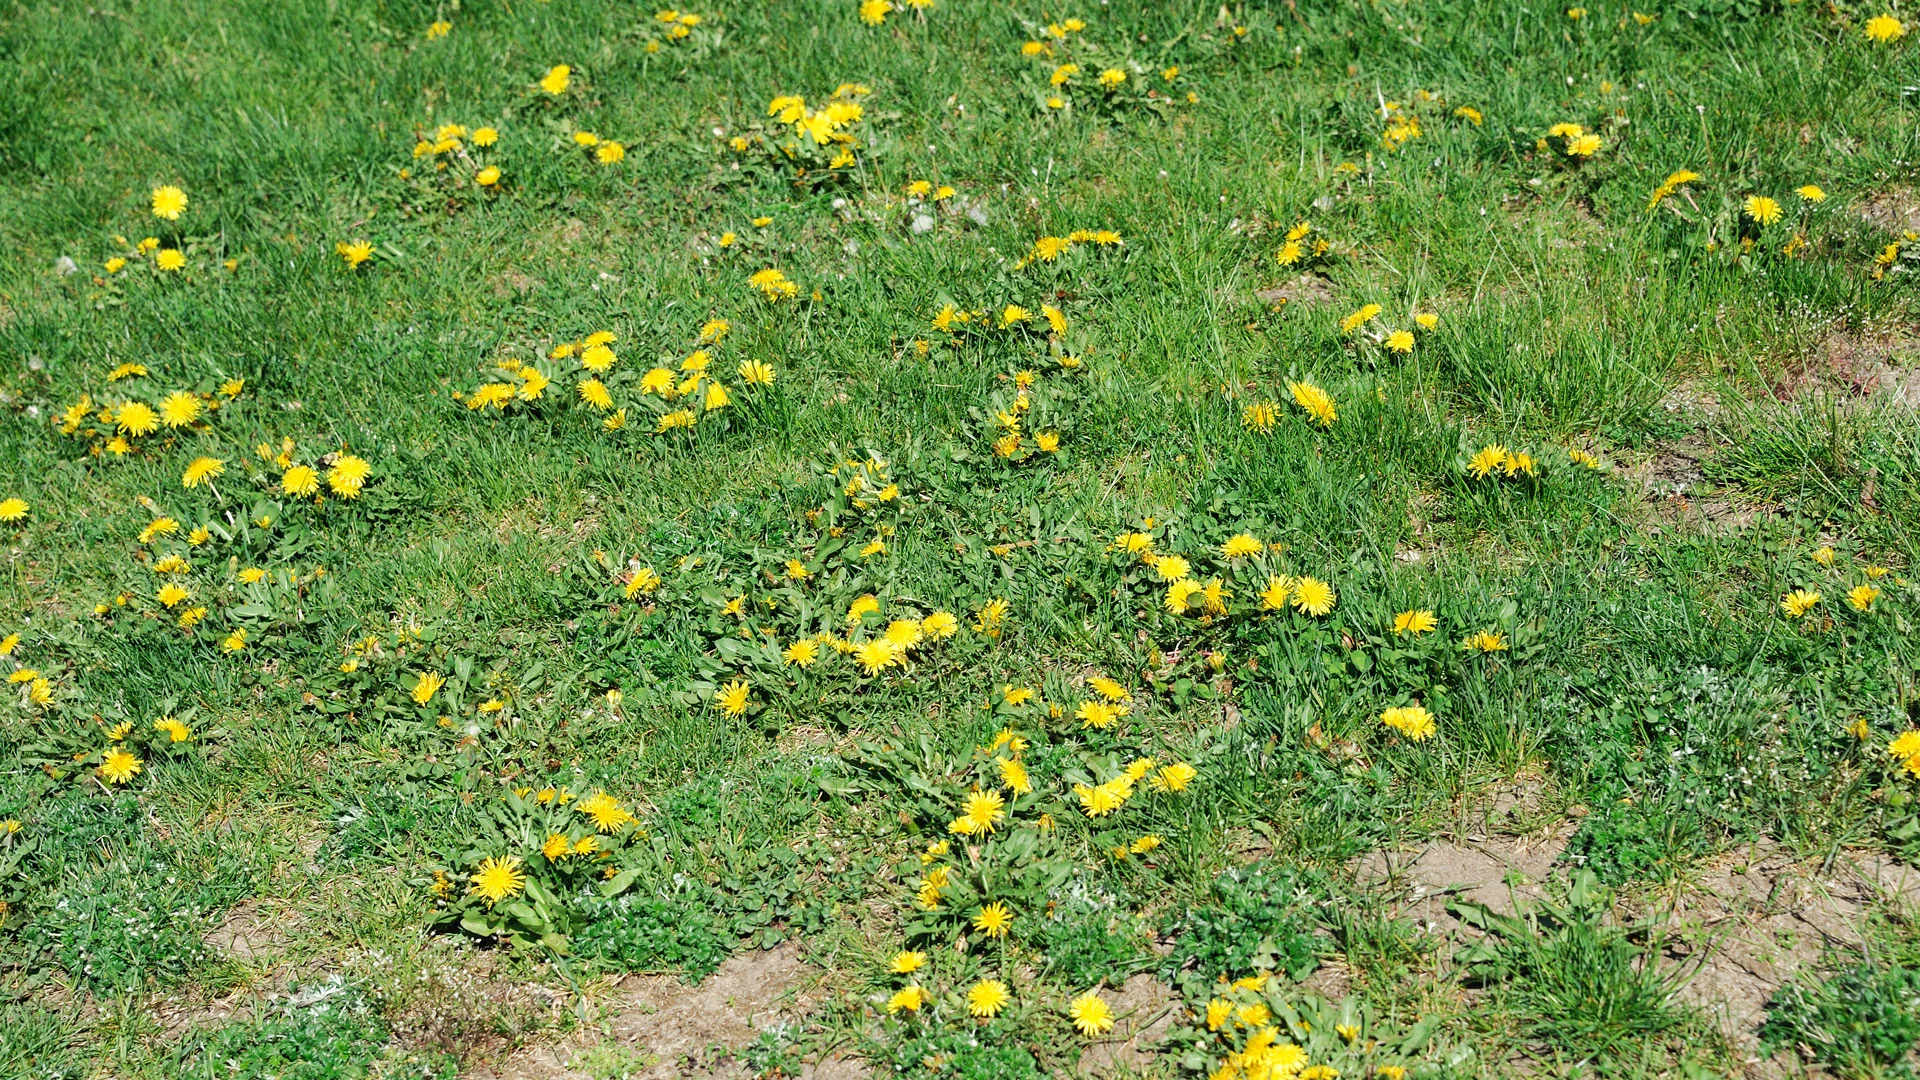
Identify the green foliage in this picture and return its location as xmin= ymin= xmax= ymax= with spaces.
xmin=3 ymin=0 xmax=1920 ymax=1071
xmin=1160 ymin=862 xmax=1324 ymax=996
xmin=8 ymin=787 xmax=257 ymax=992
xmin=570 ymin=887 xmax=731 ymax=981
xmin=876 ymin=1026 xmax=1046 ymax=1080
xmin=0 ymin=1001 xmax=77 ymax=1080
xmin=1452 ymin=871 xmax=1694 ymax=1061
xmin=1760 ymin=962 xmax=1920 ymax=1079
xmin=1036 ymin=888 xmax=1151 ymax=988
xmin=173 ymin=982 xmax=391 ymax=1080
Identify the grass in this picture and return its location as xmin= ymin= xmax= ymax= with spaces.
xmin=4 ymin=0 xmax=1920 ymax=1076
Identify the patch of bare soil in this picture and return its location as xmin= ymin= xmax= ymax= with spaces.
xmin=1254 ymin=274 xmax=1336 ymax=309
xmin=1353 ymin=823 xmax=1576 ymax=936
xmin=1623 ymin=395 xmax=1781 ymax=533
xmin=1075 ymin=973 xmax=1179 ymax=1077
xmin=1662 ymin=844 xmax=1920 ymax=1073
xmin=1859 ymin=188 xmax=1920 ymax=234
xmin=1812 ymin=331 xmax=1920 ymax=408
xmin=203 ymin=897 xmax=300 ymax=963
xmin=476 ymin=942 xmax=840 ymax=1080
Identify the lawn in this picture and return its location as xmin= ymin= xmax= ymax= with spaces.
xmin=4 ymin=0 xmax=1920 ymax=1077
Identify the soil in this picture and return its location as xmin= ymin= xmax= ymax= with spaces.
xmin=1355 ymin=825 xmax=1920 ymax=1078
xmin=1074 ymin=973 xmax=1179 ymax=1077
xmin=1253 ymin=274 xmax=1336 ymax=309
xmin=203 ymin=897 xmax=300 ymax=963
xmin=1662 ymin=844 xmax=1920 ymax=1073
xmin=1353 ymin=825 xmax=1576 ymax=935
xmin=1859 ymin=188 xmax=1920 ymax=234
xmin=475 ymin=941 xmax=829 ymax=1080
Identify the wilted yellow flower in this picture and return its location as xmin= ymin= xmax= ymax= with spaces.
xmin=1287 ymin=380 xmax=1337 ymax=427
xmin=1463 ymin=630 xmax=1509 ymax=653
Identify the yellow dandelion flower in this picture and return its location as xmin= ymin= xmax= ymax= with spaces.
xmin=1381 ymin=705 xmax=1437 ymax=742
xmin=1292 ymin=576 xmax=1335 ymax=616
xmin=158 ymin=391 xmax=201 ymax=429
xmin=1866 ymin=14 xmax=1906 ymax=42
xmin=99 ymin=748 xmax=142 ymax=785
xmin=1393 ymin=609 xmax=1438 ymax=635
xmin=151 ymin=185 xmax=188 ymax=220
xmin=1076 ymin=700 xmax=1122 ymax=730
xmin=182 ymin=457 xmax=224 ymax=488
xmin=1222 ymin=533 xmax=1265 ymax=559
xmin=277 ymin=465 xmax=319 ymax=498
xmin=327 ymin=455 xmax=371 ymax=499
xmin=576 ymin=791 xmax=636 ymax=832
xmin=1467 ymin=444 xmax=1509 ymax=479
xmin=1744 ymin=195 xmax=1783 ymax=226
xmin=1150 ymin=761 xmax=1197 ymax=792
xmin=116 ymin=401 xmax=160 ymax=437
xmin=578 ymin=378 xmax=613 ymax=411
xmin=1781 ymin=589 xmax=1821 ymax=617
xmin=973 ymin=901 xmax=1014 ymax=938
xmin=715 ymin=679 xmax=750 ymax=716
xmin=467 ymin=856 xmax=527 ymax=906
xmin=966 ymin=980 xmax=1011 ymax=1018
xmin=1069 ymin=993 xmax=1114 ymax=1036
xmin=411 ymin=671 xmax=445 ymax=704
xmin=1340 ymin=303 xmax=1382 ymax=333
